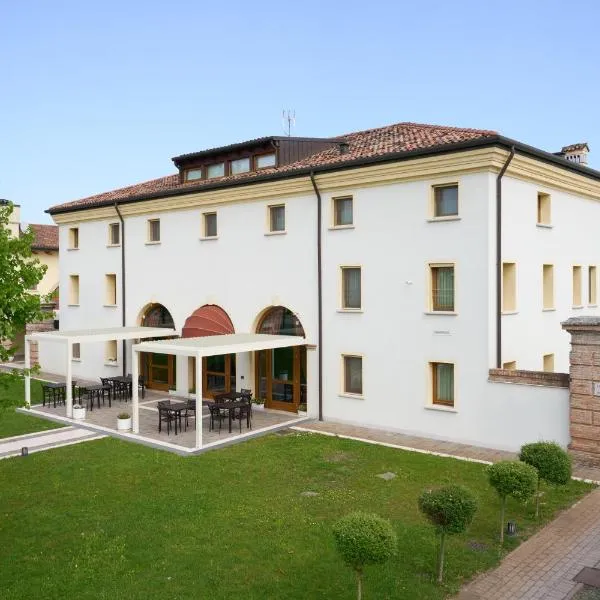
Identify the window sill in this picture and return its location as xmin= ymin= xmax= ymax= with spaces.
xmin=572 ymin=305 xmax=584 ymax=310
xmin=200 ymin=236 xmax=219 ymax=242
xmin=501 ymin=310 xmax=519 ymax=315
xmin=536 ymin=223 xmax=553 ymax=229
xmin=329 ymin=224 xmax=355 ymax=231
xmin=103 ymin=304 xmax=117 ymax=308
xmin=589 ymin=304 xmax=598 ymax=308
xmin=427 ymin=216 xmax=461 ymax=223
xmin=71 ymin=358 xmax=82 ymax=363
xmin=145 ymin=241 xmax=161 ymax=245
xmin=425 ymin=404 xmax=457 ymax=413
xmin=106 ymin=244 xmax=121 ymax=248
xmin=264 ymin=231 xmax=287 ymax=236
xmin=67 ymin=304 xmax=80 ymax=307
xmin=542 ymin=307 xmax=556 ymax=312
xmin=104 ymin=361 xmax=119 ymax=368
xmin=337 ymin=308 xmax=364 ymax=314
xmin=424 ymin=311 xmax=457 ymax=316
xmin=339 ymin=392 xmax=364 ymax=400
xmin=67 ymin=247 xmax=79 ymax=251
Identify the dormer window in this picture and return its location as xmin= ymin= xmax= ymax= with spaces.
xmin=206 ymin=163 xmax=225 ymax=179
xmin=256 ymin=153 xmax=276 ymax=169
xmin=230 ymin=157 xmax=250 ymax=175
xmin=185 ymin=168 xmax=203 ymax=181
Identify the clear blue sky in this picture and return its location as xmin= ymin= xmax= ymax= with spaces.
xmin=2 ymin=0 xmax=599 ymax=223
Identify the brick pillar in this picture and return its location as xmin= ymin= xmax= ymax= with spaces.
xmin=25 ymin=320 xmax=55 ymax=368
xmin=562 ymin=317 xmax=600 ymax=463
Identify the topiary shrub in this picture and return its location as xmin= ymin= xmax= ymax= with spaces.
xmin=488 ymin=461 xmax=538 ymax=543
xmin=333 ymin=512 xmax=397 ymax=600
xmin=519 ymin=441 xmax=572 ymax=518
xmin=418 ymin=485 xmax=478 ymax=583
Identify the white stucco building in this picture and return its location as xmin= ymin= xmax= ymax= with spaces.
xmin=40 ymin=123 xmax=600 ymax=450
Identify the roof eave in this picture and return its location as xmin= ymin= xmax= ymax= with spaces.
xmin=48 ymin=135 xmax=600 ymax=216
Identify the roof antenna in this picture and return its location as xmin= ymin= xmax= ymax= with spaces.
xmin=282 ymin=109 xmax=296 ymax=137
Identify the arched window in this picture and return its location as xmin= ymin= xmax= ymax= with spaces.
xmin=257 ymin=306 xmax=305 ymax=337
xmin=141 ymin=304 xmax=175 ymax=329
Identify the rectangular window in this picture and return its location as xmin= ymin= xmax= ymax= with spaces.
xmin=543 ymin=264 xmax=554 ymax=309
xmin=269 ymin=205 xmax=285 ymax=232
xmin=68 ymin=227 xmax=79 ymax=249
xmin=69 ymin=275 xmax=79 ymax=305
xmin=543 ymin=353 xmax=555 ymax=372
xmin=343 ymin=355 xmax=363 ymax=395
xmin=105 ymin=274 xmax=117 ymax=305
xmin=256 ymin=153 xmax=276 ymax=169
xmin=431 ymin=362 xmax=454 ymax=407
xmin=433 ymin=185 xmax=458 ymax=217
xmin=590 ymin=266 xmax=597 ymax=305
xmin=341 ymin=267 xmax=361 ymax=310
xmin=573 ymin=266 xmax=582 ymax=306
xmin=72 ymin=343 xmax=81 ymax=360
xmin=537 ymin=192 xmax=551 ymax=225
xmin=203 ymin=212 xmax=217 ymax=238
xmin=185 ymin=168 xmax=203 ymax=181
xmin=333 ymin=196 xmax=353 ymax=226
xmin=206 ymin=162 xmax=225 ymax=179
xmin=430 ymin=265 xmax=455 ymax=311
xmin=502 ymin=262 xmax=517 ymax=312
xmin=105 ymin=340 xmax=117 ymax=363
xmin=148 ymin=219 xmax=160 ymax=243
xmin=230 ymin=157 xmax=250 ymax=175
xmin=108 ymin=223 xmax=120 ymax=246
xmin=503 ymin=361 xmax=517 ymax=370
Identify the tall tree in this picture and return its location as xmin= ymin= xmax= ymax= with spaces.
xmin=0 ymin=201 xmax=47 ymax=365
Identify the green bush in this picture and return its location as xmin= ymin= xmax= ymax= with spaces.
xmin=488 ymin=461 xmax=538 ymax=543
xmin=418 ymin=485 xmax=477 ymax=583
xmin=333 ymin=512 xmax=397 ymax=600
xmin=519 ymin=441 xmax=572 ymax=517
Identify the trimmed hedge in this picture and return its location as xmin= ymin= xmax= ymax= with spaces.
xmin=519 ymin=442 xmax=571 ymax=486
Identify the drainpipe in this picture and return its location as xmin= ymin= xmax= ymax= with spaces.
xmin=496 ymin=146 xmax=515 ymax=368
xmin=114 ymin=202 xmax=127 ymax=377
xmin=309 ymin=171 xmax=324 ymax=421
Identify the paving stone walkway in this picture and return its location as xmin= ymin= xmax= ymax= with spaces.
xmin=295 ymin=420 xmax=600 ymax=599
xmin=0 ymin=427 xmax=105 ymax=459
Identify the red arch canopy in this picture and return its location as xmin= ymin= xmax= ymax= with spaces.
xmin=181 ymin=305 xmax=235 ymax=338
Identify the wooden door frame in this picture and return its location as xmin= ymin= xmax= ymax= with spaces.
xmin=143 ymin=352 xmax=175 ymax=391
xmin=256 ymin=346 xmax=302 ymax=412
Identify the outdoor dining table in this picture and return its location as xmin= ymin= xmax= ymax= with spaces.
xmin=42 ymin=381 xmax=77 ymax=408
xmin=211 ymin=400 xmax=248 ymax=433
xmin=77 ymin=384 xmax=108 ymax=411
xmin=157 ymin=400 xmax=189 ymax=435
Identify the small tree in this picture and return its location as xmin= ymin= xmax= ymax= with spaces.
xmin=519 ymin=441 xmax=572 ymax=518
xmin=487 ymin=461 xmax=538 ymax=543
xmin=332 ymin=512 xmax=397 ymax=600
xmin=418 ymin=485 xmax=478 ymax=583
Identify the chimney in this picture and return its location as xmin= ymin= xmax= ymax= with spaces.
xmin=556 ymin=143 xmax=589 ymax=166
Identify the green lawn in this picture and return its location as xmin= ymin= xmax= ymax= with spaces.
xmin=0 ymin=432 xmax=593 ymax=599
xmin=0 ymin=375 xmax=64 ymax=438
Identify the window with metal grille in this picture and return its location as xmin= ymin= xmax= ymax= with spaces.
xmin=431 ymin=362 xmax=454 ymax=407
xmin=430 ymin=265 xmax=454 ymax=311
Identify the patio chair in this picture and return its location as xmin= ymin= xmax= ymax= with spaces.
xmin=157 ymin=401 xmax=175 ymax=435
xmin=208 ymin=403 xmax=227 ymax=433
xmin=99 ymin=378 xmax=113 ymax=407
xmin=240 ymin=388 xmax=253 ymax=419
xmin=233 ymin=402 xmax=252 ymax=433
xmin=127 ymin=374 xmax=145 ymax=400
xmin=184 ymin=399 xmax=196 ymax=431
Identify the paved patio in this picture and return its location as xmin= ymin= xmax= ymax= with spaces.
xmin=25 ymin=388 xmax=306 ymax=453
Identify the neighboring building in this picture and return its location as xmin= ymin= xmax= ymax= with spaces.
xmin=41 ymin=121 xmax=600 ymax=450
xmin=1 ymin=201 xmax=59 ymax=358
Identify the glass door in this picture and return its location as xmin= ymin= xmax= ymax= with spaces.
xmin=256 ymin=347 xmax=305 ymax=412
xmin=189 ymin=354 xmax=236 ymax=398
xmin=144 ymin=353 xmax=175 ymax=391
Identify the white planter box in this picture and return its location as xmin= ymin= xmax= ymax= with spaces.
xmin=117 ymin=417 xmax=132 ymax=432
xmin=73 ymin=406 xmax=86 ymax=420
xmin=253 ymin=404 xmax=266 ymax=411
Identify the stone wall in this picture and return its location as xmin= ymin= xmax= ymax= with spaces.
xmin=562 ymin=317 xmax=600 ymax=462
xmin=488 ymin=368 xmax=569 ymax=388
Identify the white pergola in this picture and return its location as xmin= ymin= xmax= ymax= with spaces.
xmin=25 ymin=326 xmax=176 ymax=417
xmin=131 ymin=333 xmax=308 ymax=449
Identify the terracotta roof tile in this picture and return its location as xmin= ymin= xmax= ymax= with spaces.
xmin=28 ymin=224 xmax=58 ymax=250
xmin=48 ymin=121 xmax=497 ymax=214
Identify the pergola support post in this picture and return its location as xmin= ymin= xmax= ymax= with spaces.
xmin=65 ymin=341 xmax=73 ymax=418
xmin=132 ymin=347 xmax=139 ymax=433
xmin=24 ymin=336 xmax=31 ymax=408
xmin=195 ymin=352 xmax=202 ymax=449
